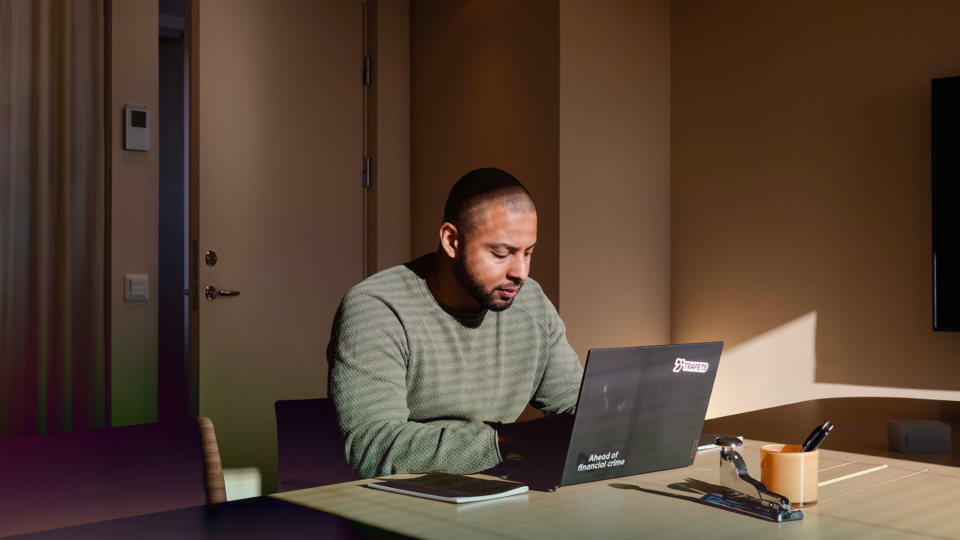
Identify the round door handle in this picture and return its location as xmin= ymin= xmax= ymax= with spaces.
xmin=205 ymin=286 xmax=241 ymax=301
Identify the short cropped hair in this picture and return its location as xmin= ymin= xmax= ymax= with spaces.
xmin=442 ymin=168 xmax=535 ymax=236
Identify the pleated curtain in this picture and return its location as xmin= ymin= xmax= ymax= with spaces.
xmin=0 ymin=0 xmax=107 ymax=438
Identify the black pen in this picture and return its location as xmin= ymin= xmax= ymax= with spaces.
xmin=800 ymin=420 xmax=830 ymax=452
xmin=805 ymin=423 xmax=834 ymax=452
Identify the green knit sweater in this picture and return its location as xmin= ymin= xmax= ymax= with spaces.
xmin=328 ymin=255 xmax=583 ymax=479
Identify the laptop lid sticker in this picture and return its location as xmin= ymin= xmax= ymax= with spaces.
xmin=573 ymin=447 xmax=629 ymax=474
xmin=673 ymin=358 xmax=708 ymax=373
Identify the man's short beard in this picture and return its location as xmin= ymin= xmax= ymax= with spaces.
xmin=452 ymin=250 xmax=521 ymax=312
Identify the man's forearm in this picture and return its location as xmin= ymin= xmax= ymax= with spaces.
xmin=343 ymin=418 xmax=502 ymax=478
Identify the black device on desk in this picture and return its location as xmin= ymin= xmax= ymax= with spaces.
xmin=486 ymin=342 xmax=723 ymax=491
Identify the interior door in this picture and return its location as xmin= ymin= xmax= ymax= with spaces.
xmin=197 ymin=0 xmax=363 ymax=495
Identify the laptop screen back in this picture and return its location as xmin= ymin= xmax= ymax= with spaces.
xmin=559 ymin=342 xmax=723 ymax=487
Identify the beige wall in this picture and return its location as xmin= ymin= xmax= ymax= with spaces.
xmin=410 ymin=0 xmax=561 ymax=308
xmin=110 ymin=0 xmax=159 ymax=427
xmin=559 ymin=0 xmax=672 ymax=363
xmin=409 ymin=0 xmax=673 ymax=362
xmin=373 ymin=0 xmax=411 ymax=271
xmin=672 ymin=0 xmax=960 ymax=412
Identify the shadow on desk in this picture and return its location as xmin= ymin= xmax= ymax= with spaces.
xmin=5 ymin=497 xmax=413 ymax=540
xmin=610 ymin=479 xmax=790 ymax=523
xmin=702 ymin=397 xmax=960 ymax=467
xmin=610 ymin=482 xmax=702 ymax=503
xmin=609 ymin=476 xmax=723 ymax=501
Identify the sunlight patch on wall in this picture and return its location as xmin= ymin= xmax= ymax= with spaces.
xmin=706 ymin=311 xmax=960 ymax=419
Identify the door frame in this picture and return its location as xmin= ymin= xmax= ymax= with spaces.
xmin=186 ymin=0 xmax=200 ymax=419
xmin=103 ymin=0 xmax=114 ymax=428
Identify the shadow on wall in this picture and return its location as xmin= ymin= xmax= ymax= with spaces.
xmin=706 ymin=311 xmax=960 ymax=419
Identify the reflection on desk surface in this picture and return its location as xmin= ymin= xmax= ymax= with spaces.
xmin=275 ymin=438 xmax=960 ymax=540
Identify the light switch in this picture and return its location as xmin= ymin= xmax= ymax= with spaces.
xmin=124 ymin=274 xmax=149 ymax=302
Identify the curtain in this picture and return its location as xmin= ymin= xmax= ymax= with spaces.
xmin=0 ymin=0 xmax=106 ymax=438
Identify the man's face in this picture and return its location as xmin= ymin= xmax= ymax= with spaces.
xmin=452 ymin=204 xmax=537 ymax=312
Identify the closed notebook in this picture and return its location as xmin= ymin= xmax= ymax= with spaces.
xmin=368 ymin=473 xmax=528 ymax=504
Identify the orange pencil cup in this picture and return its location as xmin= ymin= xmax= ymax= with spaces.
xmin=760 ymin=444 xmax=818 ymax=508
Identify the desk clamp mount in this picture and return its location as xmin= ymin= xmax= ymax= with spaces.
xmin=699 ymin=437 xmax=804 ymax=523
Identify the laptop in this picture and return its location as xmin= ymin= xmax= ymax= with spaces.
xmin=485 ymin=342 xmax=723 ymax=491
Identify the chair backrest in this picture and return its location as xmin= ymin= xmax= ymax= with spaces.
xmin=0 ymin=417 xmax=226 ymax=537
xmin=275 ymin=398 xmax=359 ymax=492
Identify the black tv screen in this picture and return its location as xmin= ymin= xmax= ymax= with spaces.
xmin=933 ymin=76 xmax=960 ymax=331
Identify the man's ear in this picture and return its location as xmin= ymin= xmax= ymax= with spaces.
xmin=439 ymin=223 xmax=460 ymax=259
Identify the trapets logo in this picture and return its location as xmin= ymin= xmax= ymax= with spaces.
xmin=673 ymin=358 xmax=708 ymax=373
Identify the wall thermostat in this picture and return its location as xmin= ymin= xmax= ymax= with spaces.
xmin=124 ymin=103 xmax=151 ymax=151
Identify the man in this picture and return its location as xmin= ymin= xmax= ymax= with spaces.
xmin=328 ymin=168 xmax=583 ymax=478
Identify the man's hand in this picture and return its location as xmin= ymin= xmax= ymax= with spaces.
xmin=495 ymin=413 xmax=575 ymax=459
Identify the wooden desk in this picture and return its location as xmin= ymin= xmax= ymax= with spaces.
xmin=275 ymin=398 xmax=960 ymax=540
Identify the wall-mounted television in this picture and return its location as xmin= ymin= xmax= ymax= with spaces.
xmin=933 ymin=76 xmax=960 ymax=331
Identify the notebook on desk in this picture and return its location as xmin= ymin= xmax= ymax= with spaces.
xmin=485 ymin=342 xmax=723 ymax=491
xmin=368 ymin=473 xmax=528 ymax=504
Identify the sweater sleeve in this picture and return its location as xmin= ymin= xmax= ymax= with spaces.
xmin=328 ymin=291 xmax=502 ymax=479
xmin=529 ymin=297 xmax=584 ymax=415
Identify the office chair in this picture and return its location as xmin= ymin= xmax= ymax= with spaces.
xmin=0 ymin=417 xmax=226 ymax=537
xmin=275 ymin=398 xmax=359 ymax=492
